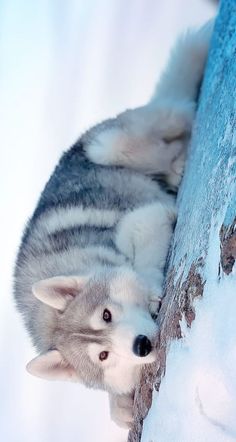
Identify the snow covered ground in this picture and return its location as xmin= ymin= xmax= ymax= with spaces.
xmin=142 ymin=217 xmax=236 ymax=442
xmin=141 ymin=2 xmax=236 ymax=439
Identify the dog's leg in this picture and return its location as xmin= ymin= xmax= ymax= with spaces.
xmin=85 ymin=21 xmax=213 ymax=188
xmin=85 ymin=103 xmax=193 ymax=188
xmin=115 ymin=201 xmax=176 ymax=313
xmin=109 ymin=392 xmax=134 ymax=429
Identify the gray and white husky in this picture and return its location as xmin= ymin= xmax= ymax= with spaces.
xmin=14 ymin=22 xmax=212 ymax=428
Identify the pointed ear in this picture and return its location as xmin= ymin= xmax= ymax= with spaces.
xmin=32 ymin=275 xmax=88 ymax=311
xmin=26 ymin=350 xmax=78 ymax=382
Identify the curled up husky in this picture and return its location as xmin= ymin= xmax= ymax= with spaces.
xmin=14 ymin=22 xmax=212 ymax=428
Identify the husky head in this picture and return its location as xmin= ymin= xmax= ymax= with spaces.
xmin=27 ymin=266 xmax=158 ymax=395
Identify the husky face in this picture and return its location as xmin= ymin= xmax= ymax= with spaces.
xmin=85 ymin=267 xmax=158 ymax=394
xmin=27 ymin=266 xmax=158 ymax=394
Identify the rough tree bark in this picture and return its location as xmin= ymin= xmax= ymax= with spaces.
xmin=128 ymin=1 xmax=236 ymax=440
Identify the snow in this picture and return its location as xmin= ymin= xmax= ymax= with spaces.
xmin=142 ymin=217 xmax=236 ymax=442
xmin=140 ymin=4 xmax=236 ymax=439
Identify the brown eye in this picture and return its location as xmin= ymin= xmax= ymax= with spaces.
xmin=99 ymin=351 xmax=109 ymax=361
xmin=103 ymin=309 xmax=112 ymax=323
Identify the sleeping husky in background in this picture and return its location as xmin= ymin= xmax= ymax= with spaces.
xmin=14 ymin=22 xmax=212 ymax=428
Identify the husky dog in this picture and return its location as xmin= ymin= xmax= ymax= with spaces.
xmin=14 ymin=22 xmax=212 ymax=428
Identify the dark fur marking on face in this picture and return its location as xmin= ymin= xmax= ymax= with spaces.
xmin=69 ymin=328 xmax=111 ymax=345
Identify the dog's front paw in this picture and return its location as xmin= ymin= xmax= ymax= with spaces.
xmin=148 ymin=293 xmax=162 ymax=318
xmin=140 ymin=271 xmax=163 ymax=318
xmin=109 ymin=392 xmax=134 ymax=429
xmin=166 ymin=148 xmax=187 ymax=188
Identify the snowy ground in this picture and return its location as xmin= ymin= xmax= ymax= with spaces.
xmin=0 ymin=1 xmax=215 ymax=442
xmin=140 ymin=3 xmax=236 ymax=440
xmin=142 ymin=218 xmax=236 ymax=442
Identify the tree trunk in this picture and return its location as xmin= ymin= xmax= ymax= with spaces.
xmin=128 ymin=1 xmax=236 ymax=440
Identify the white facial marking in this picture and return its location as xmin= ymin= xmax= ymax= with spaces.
xmin=89 ymin=304 xmax=122 ymax=331
xmin=89 ymin=311 xmax=104 ymax=331
xmin=111 ymin=306 xmax=157 ymax=360
xmin=87 ymin=343 xmax=104 ymax=365
xmin=104 ymin=363 xmax=140 ymax=394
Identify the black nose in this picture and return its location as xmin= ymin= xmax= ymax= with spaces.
xmin=133 ymin=335 xmax=152 ymax=357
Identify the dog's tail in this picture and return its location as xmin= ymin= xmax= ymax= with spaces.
xmin=151 ymin=19 xmax=214 ymax=105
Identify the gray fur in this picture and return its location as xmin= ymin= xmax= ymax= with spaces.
xmin=14 ymin=139 xmax=168 ymax=350
xmin=13 ymin=20 xmax=213 ymax=427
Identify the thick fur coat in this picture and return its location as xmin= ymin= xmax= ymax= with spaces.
xmin=14 ymin=22 xmax=212 ymax=428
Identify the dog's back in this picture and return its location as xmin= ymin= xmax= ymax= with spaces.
xmin=13 ymin=22 xmax=213 ymax=425
xmin=14 ymin=135 xmax=167 ymax=351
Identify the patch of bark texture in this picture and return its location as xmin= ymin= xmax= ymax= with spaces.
xmin=220 ymin=218 xmax=236 ymax=275
xmin=129 ymin=1 xmax=236 ymax=436
xmin=128 ymin=262 xmax=205 ymax=442
xmin=128 ymin=217 xmax=236 ymax=442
